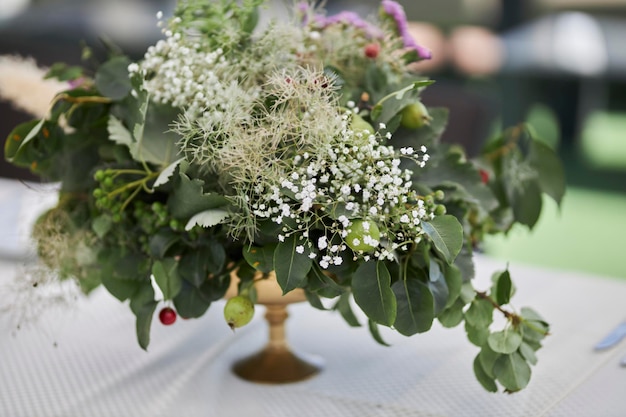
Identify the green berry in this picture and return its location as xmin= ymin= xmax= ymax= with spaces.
xmin=224 ymin=295 xmax=255 ymax=330
xmin=400 ymin=101 xmax=431 ymax=129
xmin=351 ymin=113 xmax=375 ymax=137
xmin=345 ymin=219 xmax=381 ymax=252
xmin=434 ymin=204 xmax=446 ymax=215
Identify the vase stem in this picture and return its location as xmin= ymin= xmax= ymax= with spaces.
xmin=232 ymin=304 xmax=322 ymax=383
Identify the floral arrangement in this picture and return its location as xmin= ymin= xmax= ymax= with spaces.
xmin=3 ymin=0 xmax=564 ymax=392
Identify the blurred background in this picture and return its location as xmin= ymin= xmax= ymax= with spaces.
xmin=1 ymin=0 xmax=625 ymax=279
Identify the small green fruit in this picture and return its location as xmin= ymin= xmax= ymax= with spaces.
xmin=345 ymin=219 xmax=381 ymax=252
xmin=400 ymin=101 xmax=431 ymax=129
xmin=351 ymin=114 xmax=375 ymax=137
xmin=224 ymin=295 xmax=255 ymax=330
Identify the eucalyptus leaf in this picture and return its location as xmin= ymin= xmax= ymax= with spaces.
xmin=519 ymin=342 xmax=539 ymax=365
xmin=353 ymin=261 xmax=397 ymax=326
xmin=488 ymin=329 xmax=523 ymax=354
xmin=438 ymin=298 xmax=465 ymax=328
xmin=473 ymin=354 xmax=498 ymax=392
xmin=464 ymin=298 xmax=494 ymax=328
xmin=465 ymin=321 xmax=490 ymax=347
xmin=478 ymin=345 xmax=501 ymax=379
xmin=493 ymin=269 xmax=512 ymax=305
xmin=493 ymin=352 xmax=532 ymax=392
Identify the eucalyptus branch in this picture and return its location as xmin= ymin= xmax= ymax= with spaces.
xmin=475 ymin=290 xmax=550 ymax=336
xmin=475 ymin=290 xmax=515 ymax=321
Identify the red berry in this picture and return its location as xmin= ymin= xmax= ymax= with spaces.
xmin=159 ymin=307 xmax=177 ymax=325
xmin=364 ymin=43 xmax=380 ymax=58
xmin=479 ymin=169 xmax=489 ymax=184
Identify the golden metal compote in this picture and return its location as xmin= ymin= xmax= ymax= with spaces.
xmin=226 ymin=272 xmax=322 ymax=383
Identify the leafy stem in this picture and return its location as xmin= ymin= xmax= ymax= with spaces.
xmin=475 ymin=290 xmax=550 ymax=336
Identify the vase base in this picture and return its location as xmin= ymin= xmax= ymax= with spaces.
xmin=232 ymin=347 xmax=322 ymax=384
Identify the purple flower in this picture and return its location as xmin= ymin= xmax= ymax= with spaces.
xmin=314 ymin=11 xmax=384 ymax=39
xmin=381 ymin=0 xmax=432 ymax=60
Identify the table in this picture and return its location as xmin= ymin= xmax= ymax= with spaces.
xmin=1 ymin=179 xmax=625 ymax=417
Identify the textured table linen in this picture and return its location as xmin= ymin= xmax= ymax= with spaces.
xmin=1 ymin=179 xmax=625 ymax=417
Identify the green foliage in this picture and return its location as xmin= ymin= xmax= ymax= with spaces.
xmin=2 ymin=0 xmax=562 ymax=393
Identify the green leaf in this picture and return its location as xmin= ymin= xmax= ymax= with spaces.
xmin=443 ymin=263 xmax=463 ymax=308
xmin=45 ymin=62 xmax=84 ymax=81
xmin=529 ymin=139 xmax=566 ymax=206
xmin=427 ymin=259 xmax=449 ymax=314
xmin=370 ymin=80 xmax=434 ymax=126
xmin=335 ymin=293 xmax=361 ymax=327
xmin=151 ymin=258 xmax=182 ymax=300
xmin=243 ymin=244 xmax=276 ymax=273
xmin=493 ymin=352 xmax=532 ymax=392
xmin=168 ymin=172 xmax=229 ymax=219
xmin=95 ymin=56 xmax=132 ymax=100
xmin=4 ymin=119 xmax=45 ymax=164
xmin=173 ymin=281 xmax=212 ymax=318
xmin=135 ymin=103 xmax=181 ymax=166
xmin=148 ymin=230 xmax=180 ymax=259
xmin=154 ymin=158 xmax=184 ymax=188
xmin=438 ymin=298 xmax=465 ymax=328
xmin=520 ymin=307 xmax=550 ymax=343
xmin=493 ymin=269 xmax=512 ymax=305
xmin=308 ymin=264 xmax=345 ymax=298
xmin=464 ymin=298 xmax=494 ymax=328
xmin=392 ymin=278 xmax=434 ymax=335
xmin=184 ymin=209 xmax=229 ymax=230
xmin=91 ymin=215 xmax=112 ymax=238
xmin=129 ymin=284 xmax=158 ymax=350
xmin=100 ymin=274 xmax=143 ymax=301
xmin=465 ymin=321 xmax=490 ymax=347
xmin=510 ymin=177 xmax=543 ymax=228
xmin=273 ymin=235 xmax=313 ymax=294
xmin=519 ymin=342 xmax=539 ymax=365
xmin=478 ymin=345 xmax=501 ymax=379
xmin=488 ymin=329 xmax=523 ymax=354
xmin=304 ymin=290 xmax=327 ymax=310
xmin=473 ymin=354 xmax=498 ymax=393
xmin=368 ymin=319 xmax=391 ymax=346
xmin=422 ymin=215 xmax=463 ymax=264
xmin=352 ymin=261 xmax=396 ymax=326
xmin=178 ymin=244 xmax=224 ymax=287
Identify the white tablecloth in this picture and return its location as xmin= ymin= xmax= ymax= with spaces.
xmin=1 ymin=179 xmax=625 ymax=417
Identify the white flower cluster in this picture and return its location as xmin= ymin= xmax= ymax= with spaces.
xmin=129 ymin=22 xmax=258 ymax=121
xmin=251 ymin=111 xmax=433 ymax=266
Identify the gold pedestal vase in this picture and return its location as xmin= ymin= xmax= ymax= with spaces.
xmin=226 ymin=273 xmax=322 ymax=383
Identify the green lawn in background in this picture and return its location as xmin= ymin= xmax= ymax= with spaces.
xmin=484 ymin=186 xmax=626 ymax=280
